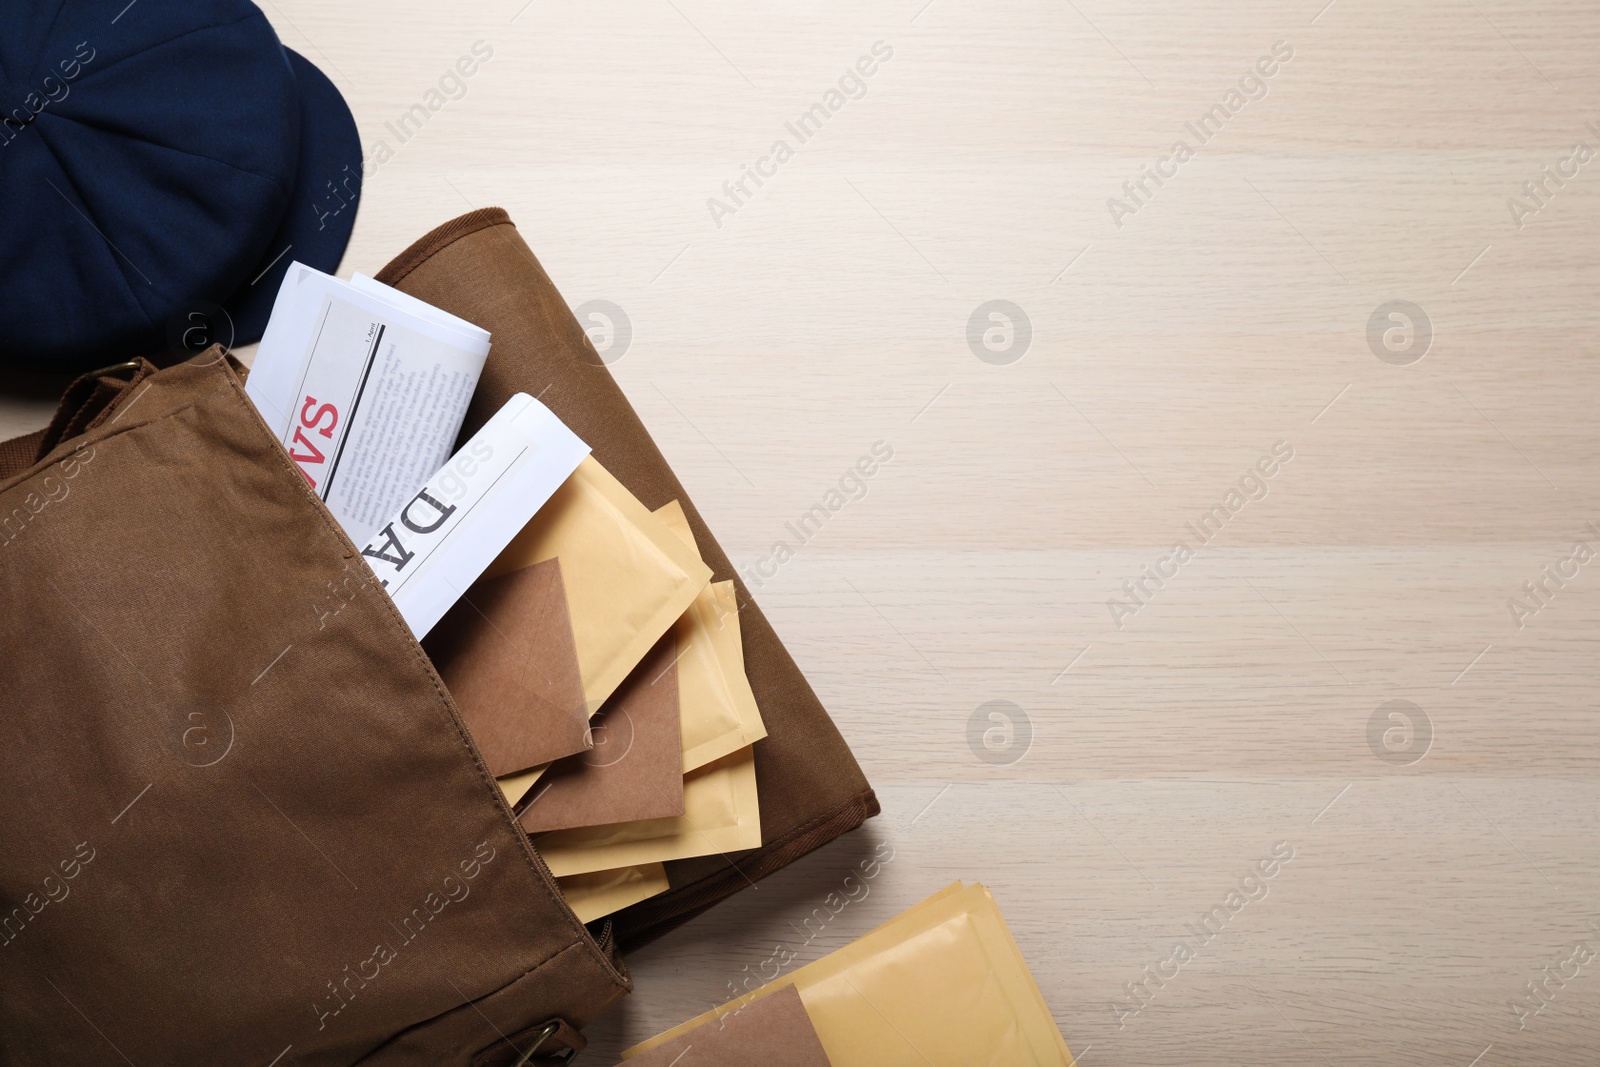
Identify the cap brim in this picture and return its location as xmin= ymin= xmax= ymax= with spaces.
xmin=226 ymin=48 xmax=361 ymax=345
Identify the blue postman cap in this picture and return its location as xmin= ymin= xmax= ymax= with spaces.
xmin=0 ymin=0 xmax=361 ymax=372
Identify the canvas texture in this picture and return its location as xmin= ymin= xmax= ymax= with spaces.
xmin=0 ymin=355 xmax=624 ymax=1066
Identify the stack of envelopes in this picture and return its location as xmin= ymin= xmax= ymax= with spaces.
xmin=423 ymin=465 xmax=767 ymax=922
xmin=621 ymin=882 xmax=1076 ymax=1066
xmin=244 ymin=263 xmax=773 ymax=926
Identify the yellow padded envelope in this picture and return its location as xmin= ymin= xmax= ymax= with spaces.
xmin=557 ymin=863 xmax=670 ymax=924
xmin=483 ymin=455 xmax=710 ymax=716
xmin=496 ymin=498 xmax=763 ymax=810
xmin=497 ymin=766 xmax=544 ymax=809
xmin=625 ymin=882 xmax=1075 ymax=1067
xmin=532 ymin=747 xmax=761 ymax=877
xmin=653 ymin=500 xmax=767 ymax=772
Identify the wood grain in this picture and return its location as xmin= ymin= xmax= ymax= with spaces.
xmin=5 ymin=1 xmax=1597 ymax=1062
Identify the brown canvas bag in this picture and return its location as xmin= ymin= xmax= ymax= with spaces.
xmin=0 ymin=356 xmax=624 ymax=1065
xmin=0 ymin=209 xmax=878 ymax=1062
xmin=372 ymin=209 xmax=880 ymax=947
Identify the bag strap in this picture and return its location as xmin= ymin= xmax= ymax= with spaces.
xmin=0 ymin=428 xmax=46 ymax=481
xmin=0 ymin=358 xmax=158 ymax=479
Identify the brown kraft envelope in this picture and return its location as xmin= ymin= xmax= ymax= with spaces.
xmin=426 ymin=455 xmax=709 ymax=777
xmin=487 ymin=455 xmax=711 ymax=717
xmin=619 ymin=985 xmax=833 ymax=1066
xmin=376 ymin=208 xmax=879 ymax=948
xmin=423 ymin=556 xmax=588 ymax=778
xmin=532 ymin=746 xmax=761 ymax=877
xmin=517 ymin=634 xmax=686 ymax=834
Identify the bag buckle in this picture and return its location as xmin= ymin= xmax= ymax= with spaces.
xmin=81 ymin=360 xmax=142 ymax=380
xmin=511 ymin=1020 xmax=576 ymax=1065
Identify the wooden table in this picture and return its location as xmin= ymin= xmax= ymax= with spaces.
xmin=6 ymin=2 xmax=1596 ymax=1062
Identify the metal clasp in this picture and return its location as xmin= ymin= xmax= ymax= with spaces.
xmin=511 ymin=1020 xmax=575 ymax=1065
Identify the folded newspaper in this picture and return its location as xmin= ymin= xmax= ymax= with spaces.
xmin=358 ymin=393 xmax=588 ymax=638
xmin=244 ymin=263 xmax=493 ymax=545
xmin=244 ymin=264 xmax=589 ymax=638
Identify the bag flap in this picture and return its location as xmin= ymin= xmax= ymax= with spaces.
xmin=0 ymin=352 xmax=627 ymax=1065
